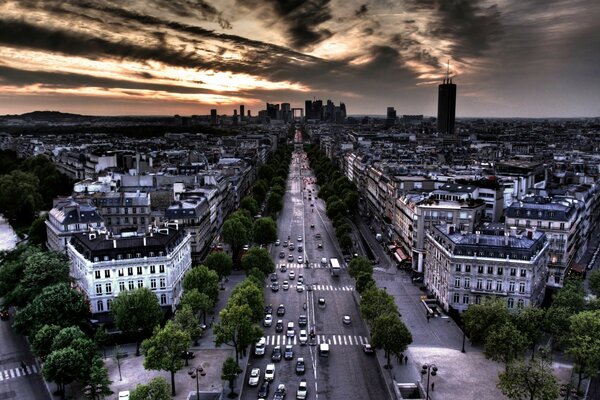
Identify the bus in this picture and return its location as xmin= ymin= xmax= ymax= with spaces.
xmin=330 ymin=258 xmax=341 ymax=277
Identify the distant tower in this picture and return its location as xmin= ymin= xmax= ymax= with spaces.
xmin=210 ymin=109 xmax=217 ymax=125
xmin=385 ymin=107 xmax=396 ymax=128
xmin=305 ymin=100 xmax=313 ymax=120
xmin=437 ymin=61 xmax=456 ymax=134
xmin=240 ymin=105 xmax=245 ymax=121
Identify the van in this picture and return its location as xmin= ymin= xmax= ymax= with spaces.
xmin=319 ymin=343 xmax=329 ymax=357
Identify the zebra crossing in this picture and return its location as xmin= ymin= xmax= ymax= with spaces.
xmin=264 ymin=334 xmax=370 ymax=347
xmin=0 ymin=364 xmax=38 ymax=381
xmin=278 ymin=262 xmax=346 ymax=270
xmin=266 ymin=284 xmax=354 ymax=292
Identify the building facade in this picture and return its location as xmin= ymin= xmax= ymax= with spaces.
xmin=46 ymin=198 xmax=105 ymax=252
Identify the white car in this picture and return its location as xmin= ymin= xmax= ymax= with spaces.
xmin=118 ymin=392 xmax=130 ymax=400
xmin=299 ymin=330 xmax=308 ymax=345
xmin=275 ymin=239 xmax=280 ymax=246
xmin=286 ymin=322 xmax=295 ymax=337
xmin=282 ymin=280 xmax=289 ymax=290
xmin=264 ymin=314 xmax=273 ymax=327
xmin=298 ymin=256 xmax=303 ymax=263
xmin=297 ymin=379 xmax=308 ymax=399
xmin=265 ymin=363 xmax=275 ymax=381
xmin=248 ymin=368 xmax=260 ymax=386
xmin=342 ymin=315 xmax=351 ymax=325
xmin=296 ymin=283 xmax=304 ymax=292
xmin=255 ymin=337 xmax=266 ymax=356
xmin=297 ymin=236 xmax=303 ymax=242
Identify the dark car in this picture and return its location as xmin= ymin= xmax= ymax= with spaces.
xmin=258 ymin=381 xmax=270 ymax=398
xmin=277 ymin=304 xmax=285 ymax=317
xmin=298 ymin=315 xmax=307 ymax=327
xmin=273 ymin=384 xmax=286 ymax=400
xmin=280 ymin=264 xmax=287 ymax=272
xmin=275 ymin=320 xmax=284 ymax=333
xmin=180 ymin=351 xmax=195 ymax=360
xmin=284 ymin=345 xmax=294 ymax=360
xmin=271 ymin=282 xmax=279 ymax=292
xmin=0 ymin=309 xmax=9 ymax=321
xmin=265 ymin=304 xmax=273 ymax=314
xmin=295 ymin=358 xmax=305 ymax=374
xmin=270 ymin=273 xmax=278 ymax=282
xmin=271 ymin=345 xmax=282 ymax=362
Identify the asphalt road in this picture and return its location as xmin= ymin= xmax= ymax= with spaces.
xmin=241 ymin=147 xmax=387 ymax=400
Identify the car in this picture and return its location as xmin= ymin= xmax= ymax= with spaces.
xmin=180 ymin=350 xmax=195 ymax=360
xmin=265 ymin=304 xmax=273 ymax=314
xmin=264 ymin=364 xmax=275 ymax=381
xmin=284 ymin=345 xmax=294 ymax=360
xmin=298 ymin=315 xmax=307 ymax=327
xmin=315 ymin=233 xmax=321 ymax=239
xmin=0 ymin=309 xmax=9 ymax=321
xmin=297 ymin=236 xmax=302 ymax=242
xmin=243 ymin=244 xmax=250 ymax=251
xmin=264 ymin=314 xmax=273 ymax=327
xmin=299 ymin=330 xmax=308 ymax=345
xmin=297 ymin=256 xmax=303 ymax=263
xmin=270 ymin=273 xmax=278 ymax=282
xmin=295 ymin=358 xmax=305 ymax=374
xmin=317 ymin=242 xmax=323 ymax=249
xmin=297 ymin=245 xmax=303 ymax=252
xmin=248 ymin=367 xmax=260 ymax=386
xmin=275 ymin=239 xmax=280 ymax=246
xmin=296 ymin=283 xmax=304 ymax=292
xmin=280 ymin=264 xmax=287 ymax=272
xmin=282 ymin=280 xmax=289 ymax=290
xmin=274 ymin=383 xmax=286 ymax=400
xmin=279 ymin=251 xmax=286 ymax=259
xmin=276 ymin=320 xmax=284 ymax=333
xmin=255 ymin=337 xmax=266 ymax=356
xmin=288 ymin=254 xmax=294 ymax=262
xmin=296 ymin=379 xmax=308 ymax=399
xmin=282 ymin=240 xmax=288 ymax=247
xmin=342 ymin=315 xmax=351 ymax=325
xmin=310 ymin=203 xmax=314 ymax=207
xmin=258 ymin=381 xmax=270 ymax=398
xmin=286 ymin=322 xmax=295 ymax=337
xmin=277 ymin=304 xmax=285 ymax=316
xmin=306 ymin=284 xmax=313 ymax=291
xmin=271 ymin=345 xmax=282 ymax=362
xmin=271 ymin=282 xmax=279 ymax=292
xmin=297 ymin=273 xmax=304 ymax=283
xmin=118 ymin=391 xmax=130 ymax=400
xmin=310 ymin=224 xmax=314 ymax=229
xmin=288 ymin=243 xmax=295 ymax=251
xmin=318 ymin=298 xmax=326 ymax=307
xmin=362 ymin=343 xmax=374 ymax=354
xmin=288 ymin=271 xmax=295 ymax=280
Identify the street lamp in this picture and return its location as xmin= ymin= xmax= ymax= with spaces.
xmin=188 ymin=366 xmax=207 ymax=400
xmin=83 ymin=384 xmax=103 ymax=400
xmin=421 ymin=363 xmax=438 ymax=400
xmin=461 ymin=329 xmax=466 ymax=353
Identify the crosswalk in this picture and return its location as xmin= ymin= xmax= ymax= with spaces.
xmin=0 ymin=364 xmax=38 ymax=381
xmin=266 ymin=284 xmax=354 ymax=292
xmin=264 ymin=334 xmax=370 ymax=347
xmin=276 ymin=263 xmax=346 ymax=270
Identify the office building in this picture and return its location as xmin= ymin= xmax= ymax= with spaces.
xmin=210 ymin=109 xmax=217 ymax=125
xmin=240 ymin=105 xmax=245 ymax=121
xmin=437 ymin=78 xmax=456 ymax=134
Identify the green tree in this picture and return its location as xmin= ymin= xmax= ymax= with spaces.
xmin=258 ymin=165 xmax=274 ymax=183
xmin=130 ymin=377 xmax=171 ymax=400
xmin=371 ymin=313 xmax=412 ymax=368
xmin=326 ymin=198 xmax=346 ymax=220
xmin=222 ymin=356 xmax=242 ymax=398
xmin=0 ymin=170 xmax=43 ymax=222
xmin=183 ymin=265 xmax=220 ymax=305
xmin=247 ymin=267 xmax=266 ymax=285
xmin=241 ymin=247 xmax=275 ymax=276
xmin=18 ymin=250 xmax=70 ymax=306
xmin=13 ymin=283 xmax=90 ymax=336
xmin=174 ymin=304 xmax=202 ymax=348
xmin=142 ymin=320 xmax=192 ymax=396
xmin=253 ymin=217 xmax=278 ymax=245
xmin=83 ymin=356 xmax=113 ymax=399
xmin=229 ymin=280 xmax=265 ymax=322
xmin=348 ymin=256 xmax=373 ymax=279
xmin=214 ymin=303 xmax=262 ymax=364
xmin=222 ymin=218 xmax=249 ymax=262
xmin=355 ymin=272 xmax=376 ymax=294
xmin=239 ymin=196 xmax=259 ymax=217
xmin=484 ymin=322 xmax=529 ymax=369
xmin=588 ymin=270 xmax=600 ymax=296
xmin=0 ymin=245 xmax=38 ymax=308
xmin=204 ymin=252 xmax=233 ymax=280
xmin=28 ymin=214 xmax=48 ymax=246
xmin=266 ymin=192 xmax=283 ymax=215
xmin=32 ymin=324 xmax=62 ymax=360
xmin=497 ymin=358 xmax=559 ymax=400
xmin=512 ymin=306 xmax=546 ymax=359
xmin=344 ymin=191 xmax=360 ymax=213
xmin=552 ymin=278 xmax=585 ymax=313
xmin=463 ymin=298 xmax=509 ymax=344
xmin=339 ymin=234 xmax=353 ymax=253
xmin=252 ymin=179 xmax=269 ymax=204
xmin=51 ymin=326 xmax=87 ymax=352
xmin=565 ymin=310 xmax=600 ymax=390
xmin=360 ymin=287 xmax=398 ymax=325
xmin=42 ymin=347 xmax=85 ymax=400
xmin=180 ymin=288 xmax=214 ymax=325
xmin=111 ymin=287 xmax=163 ymax=356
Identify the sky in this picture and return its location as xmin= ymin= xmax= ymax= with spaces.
xmin=0 ymin=0 xmax=599 ymax=118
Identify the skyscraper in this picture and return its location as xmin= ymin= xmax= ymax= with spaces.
xmin=210 ymin=109 xmax=217 ymax=125
xmin=437 ymin=77 xmax=456 ymax=134
xmin=305 ymin=100 xmax=313 ymax=120
xmin=385 ymin=107 xmax=396 ymax=128
xmin=240 ymin=105 xmax=245 ymax=121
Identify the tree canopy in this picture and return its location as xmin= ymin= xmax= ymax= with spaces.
xmin=241 ymin=247 xmax=275 ymax=276
xmin=253 ymin=217 xmax=278 ymax=245
xmin=371 ymin=313 xmax=412 ymax=368
xmin=497 ymin=359 xmax=559 ymax=400
xmin=130 ymin=377 xmax=171 ymax=400
xmin=183 ymin=265 xmax=220 ymax=305
xmin=204 ymin=252 xmax=233 ymax=279
xmin=360 ymin=287 xmax=398 ymax=325
xmin=229 ymin=279 xmax=265 ymax=323
xmin=484 ymin=322 xmax=529 ymax=368
xmin=565 ymin=310 xmax=600 ymax=390
xmin=463 ymin=298 xmax=509 ymax=344
xmin=222 ymin=356 xmax=242 ymax=396
xmin=239 ymin=196 xmax=259 ymax=217
xmin=214 ymin=303 xmax=262 ymax=365
xmin=348 ymin=256 xmax=372 ymax=279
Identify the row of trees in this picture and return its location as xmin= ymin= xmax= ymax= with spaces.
xmin=305 ymin=145 xmax=360 ymax=253
xmin=462 ymin=278 xmax=600 ymax=398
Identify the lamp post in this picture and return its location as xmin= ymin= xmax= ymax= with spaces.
xmin=188 ymin=366 xmax=206 ymax=400
xmin=421 ymin=363 xmax=438 ymax=400
xmin=461 ymin=329 xmax=466 ymax=353
xmin=83 ymin=384 xmax=103 ymax=400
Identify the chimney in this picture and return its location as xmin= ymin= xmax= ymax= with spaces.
xmin=475 ymin=231 xmax=481 ymax=244
xmin=510 ymin=227 xmax=517 ymax=236
xmin=526 ymin=229 xmax=533 ymax=240
xmin=504 ymin=232 xmax=510 ymax=246
xmin=448 ymin=225 xmax=455 ymax=234
xmin=113 ymin=239 xmax=117 ymax=248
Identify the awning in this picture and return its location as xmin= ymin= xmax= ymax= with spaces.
xmin=395 ymin=248 xmax=408 ymax=261
xmin=387 ymin=244 xmax=397 ymax=252
xmin=393 ymin=252 xmax=403 ymax=263
xmin=569 ymin=263 xmax=585 ymax=273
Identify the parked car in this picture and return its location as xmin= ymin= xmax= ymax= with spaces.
xmin=296 ymin=379 xmax=308 ymax=399
xmin=248 ymin=368 xmax=260 ymax=386
xmin=295 ymin=358 xmax=305 ymax=374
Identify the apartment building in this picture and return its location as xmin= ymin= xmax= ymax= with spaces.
xmin=165 ymin=198 xmax=211 ymax=263
xmin=46 ymin=198 xmax=105 ymax=252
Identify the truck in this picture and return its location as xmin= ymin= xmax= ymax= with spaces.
xmin=330 ymin=258 xmax=341 ymax=277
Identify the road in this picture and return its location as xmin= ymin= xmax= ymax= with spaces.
xmin=241 ymin=146 xmax=388 ymax=400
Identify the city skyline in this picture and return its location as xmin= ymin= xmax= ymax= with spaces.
xmin=0 ymin=0 xmax=599 ymax=118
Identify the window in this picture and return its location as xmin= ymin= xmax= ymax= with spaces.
xmin=104 ymin=283 xmax=112 ymax=294
xmin=507 ymin=298 xmax=514 ymax=309
xmin=138 ymin=279 xmax=143 ymax=288
xmin=517 ymin=299 xmax=524 ymax=308
xmin=119 ymin=281 xmax=125 ymax=292
xmin=160 ymin=294 xmax=167 ymax=305
xmin=95 ymin=271 xmax=101 ymax=279
xmin=95 ymin=283 xmax=102 ymax=295
xmin=160 ymin=278 xmax=166 ymax=289
xmin=464 ymin=277 xmax=470 ymax=289
xmin=128 ymin=267 xmax=133 ymax=276
xmin=453 ymin=293 xmax=460 ymax=303
xmin=509 ymin=282 xmax=515 ymax=292
xmin=497 ymin=268 xmax=503 ymax=276
xmin=510 ymin=268 xmax=517 ymax=276
xmin=135 ymin=253 xmax=141 ymax=258
xmin=141 ymin=217 xmax=145 ymax=224
xmin=107 ymin=299 xmax=112 ymax=310
xmin=526 ymin=220 xmax=531 ymax=228
xmin=454 ymin=277 xmax=461 ymax=288
xmin=150 ymin=278 xmax=157 ymax=290
xmin=93 ymin=257 xmax=99 ymax=262
xmin=520 ymin=269 xmax=527 ymax=277
xmin=486 ymin=280 xmax=493 ymax=291
xmin=519 ymin=282 xmax=526 ymax=293
xmin=159 ymin=265 xmax=165 ymax=273
xmin=560 ymin=222 xmax=565 ymax=230
xmin=97 ymin=300 xmax=104 ymax=312
xmin=129 ymin=281 xmax=135 ymax=290
xmin=478 ymin=266 xmax=484 ymax=274
xmin=487 ymin=266 xmax=494 ymax=274
xmin=462 ymin=294 xmax=470 ymax=304
xmin=455 ymin=264 xmax=461 ymax=272
xmin=150 ymin=265 xmax=156 ymax=274
xmin=476 ymin=279 xmax=483 ymax=289
xmin=104 ymin=270 xmax=110 ymax=278
xmin=465 ymin=265 xmax=471 ymax=273
xmin=137 ymin=267 xmax=143 ymax=275
xmin=496 ymin=281 xmax=503 ymax=292
xmin=475 ymin=295 xmax=481 ymax=305
xmin=118 ymin=269 xmax=124 ymax=277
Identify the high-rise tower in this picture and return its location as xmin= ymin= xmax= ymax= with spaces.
xmin=437 ymin=63 xmax=456 ymax=134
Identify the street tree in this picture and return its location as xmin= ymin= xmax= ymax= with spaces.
xmin=222 ymin=218 xmax=249 ymax=261
xmin=355 ymin=272 xmax=376 ymax=294
xmin=222 ymin=356 xmax=242 ymax=398
xmin=183 ymin=265 xmax=220 ymax=305
xmin=241 ymin=247 xmax=275 ymax=276
xmin=13 ymin=283 xmax=90 ymax=336
xmin=142 ymin=320 xmax=192 ymax=396
xmin=257 ymin=165 xmax=274 ymax=183
xmin=42 ymin=347 xmax=85 ymax=400
xmin=0 ymin=170 xmax=43 ymax=222
xmin=543 ymin=305 xmax=573 ymax=348
xmin=229 ymin=280 xmax=265 ymax=322
xmin=180 ymin=288 xmax=214 ymax=324
xmin=111 ymin=287 xmax=163 ymax=356
xmin=32 ymin=324 xmax=61 ymax=360
xmin=239 ymin=196 xmax=259 ymax=217
xmin=340 ymin=234 xmax=353 ymax=253
xmin=565 ymin=310 xmax=600 ymax=390
xmin=0 ymin=245 xmax=42 ymax=308
xmin=348 ymin=256 xmax=373 ymax=279
xmin=253 ymin=217 xmax=278 ymax=245
xmin=51 ymin=326 xmax=87 ymax=352
xmin=552 ymin=278 xmax=585 ymax=313
xmin=326 ymin=199 xmax=346 ymax=220
xmin=512 ymin=306 xmax=546 ymax=359
xmin=462 ymin=298 xmax=509 ymax=344
xmin=271 ymin=176 xmax=286 ymax=189
xmin=83 ymin=356 xmax=113 ymax=399
xmin=497 ymin=358 xmax=559 ymax=400
xmin=204 ymin=252 xmax=233 ymax=280
xmin=130 ymin=377 xmax=171 ymax=400
xmin=28 ymin=215 xmax=48 ymax=246
xmin=247 ymin=267 xmax=266 ymax=285
xmin=174 ymin=305 xmax=203 ymax=347
xmin=588 ymin=270 xmax=600 ymax=296
xmin=19 ymin=250 xmax=70 ymax=306
xmin=344 ymin=191 xmax=359 ymax=214
xmin=266 ymin=192 xmax=283 ymax=215
xmin=252 ymin=180 xmax=269 ymax=204
xmin=371 ymin=313 xmax=412 ymax=369
xmin=484 ymin=322 xmax=529 ymax=369
xmin=360 ymin=287 xmax=398 ymax=325
xmin=214 ymin=303 xmax=262 ymax=364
